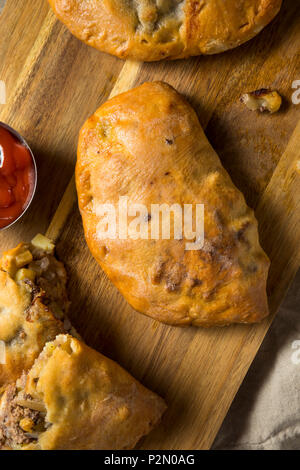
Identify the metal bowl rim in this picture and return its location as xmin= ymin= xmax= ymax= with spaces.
xmin=0 ymin=122 xmax=37 ymax=231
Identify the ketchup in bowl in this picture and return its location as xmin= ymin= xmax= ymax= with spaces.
xmin=0 ymin=125 xmax=36 ymax=229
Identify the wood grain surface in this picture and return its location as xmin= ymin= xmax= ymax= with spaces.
xmin=0 ymin=0 xmax=299 ymax=450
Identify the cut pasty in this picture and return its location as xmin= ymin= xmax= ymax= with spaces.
xmin=0 ymin=335 xmax=166 ymax=450
xmin=76 ymin=81 xmax=270 ymax=327
xmin=0 ymin=235 xmax=76 ymax=387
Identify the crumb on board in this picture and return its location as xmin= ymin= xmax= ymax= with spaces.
xmin=240 ymin=89 xmax=282 ymax=114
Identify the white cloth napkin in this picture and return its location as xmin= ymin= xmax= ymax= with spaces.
xmin=213 ymin=271 xmax=300 ymax=450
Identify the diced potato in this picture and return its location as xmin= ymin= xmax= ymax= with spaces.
xmin=15 ymin=250 xmax=33 ymax=268
xmin=15 ymin=398 xmax=46 ymax=413
xmin=31 ymin=234 xmax=55 ymax=254
xmin=1 ymin=244 xmax=31 ymax=277
xmin=15 ymin=268 xmax=36 ymax=283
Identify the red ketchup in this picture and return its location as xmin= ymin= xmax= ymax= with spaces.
xmin=0 ymin=126 xmax=35 ymax=229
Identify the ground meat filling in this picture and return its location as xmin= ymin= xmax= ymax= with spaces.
xmin=0 ymin=385 xmax=45 ymax=448
xmin=24 ymin=252 xmax=78 ymax=337
xmin=28 ymin=252 xmax=70 ymax=318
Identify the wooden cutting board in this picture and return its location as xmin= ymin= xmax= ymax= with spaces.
xmin=0 ymin=0 xmax=300 ymax=450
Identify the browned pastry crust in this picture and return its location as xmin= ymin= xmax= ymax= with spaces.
xmin=76 ymin=81 xmax=270 ymax=327
xmin=0 ymin=335 xmax=166 ymax=450
xmin=0 ymin=240 xmax=75 ymax=387
xmin=48 ymin=0 xmax=282 ymax=61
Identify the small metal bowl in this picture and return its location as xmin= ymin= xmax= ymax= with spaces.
xmin=0 ymin=122 xmax=37 ymax=230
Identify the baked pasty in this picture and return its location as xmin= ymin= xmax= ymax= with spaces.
xmin=0 ymin=238 xmax=166 ymax=449
xmin=0 ymin=235 xmax=76 ymax=387
xmin=48 ymin=0 xmax=282 ymax=61
xmin=0 ymin=335 xmax=166 ymax=450
xmin=76 ymin=81 xmax=270 ymax=327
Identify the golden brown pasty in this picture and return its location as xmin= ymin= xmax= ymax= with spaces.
xmin=0 ymin=235 xmax=76 ymax=387
xmin=48 ymin=0 xmax=282 ymax=61
xmin=76 ymin=81 xmax=270 ymax=327
xmin=0 ymin=334 xmax=166 ymax=450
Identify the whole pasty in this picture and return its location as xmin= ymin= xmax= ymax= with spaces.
xmin=76 ymin=81 xmax=270 ymax=327
xmin=0 ymin=235 xmax=77 ymax=387
xmin=48 ymin=0 xmax=282 ymax=61
xmin=0 ymin=335 xmax=166 ymax=450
